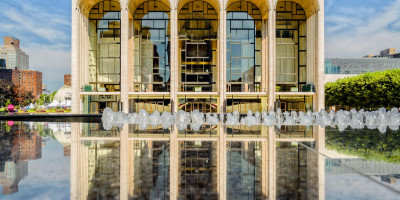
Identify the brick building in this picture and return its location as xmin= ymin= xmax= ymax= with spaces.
xmin=64 ymin=74 xmax=71 ymax=86
xmin=0 ymin=69 xmax=42 ymax=98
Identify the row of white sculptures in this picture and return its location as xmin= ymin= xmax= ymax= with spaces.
xmin=102 ymin=107 xmax=400 ymax=132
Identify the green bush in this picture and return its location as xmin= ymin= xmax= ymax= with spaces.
xmin=325 ymin=69 xmax=400 ymax=109
xmin=326 ymin=127 xmax=400 ymax=163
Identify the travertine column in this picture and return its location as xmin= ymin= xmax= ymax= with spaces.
xmin=171 ymin=7 xmax=178 ymax=112
xmin=262 ymin=19 xmax=268 ymax=93
xmin=268 ymin=126 xmax=276 ymax=199
xmin=261 ymin=125 xmax=268 ymax=196
xmin=306 ymin=14 xmax=316 ymax=85
xmin=128 ymin=18 xmax=134 ymax=93
xmin=219 ymin=8 xmax=227 ymax=113
xmin=120 ymin=124 xmax=129 ymax=200
xmin=267 ymin=8 xmax=276 ymax=111
xmin=72 ymin=0 xmax=81 ymax=114
xmin=316 ymin=0 xmax=325 ymax=111
xmin=315 ymin=126 xmax=326 ymax=200
xmin=121 ymin=5 xmax=130 ymax=113
xmin=218 ymin=125 xmax=227 ymax=199
xmin=169 ymin=126 xmax=179 ymax=199
xmin=70 ymin=123 xmax=79 ymax=199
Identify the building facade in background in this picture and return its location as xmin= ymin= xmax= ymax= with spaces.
xmin=0 ymin=69 xmax=42 ymax=98
xmin=0 ymin=37 xmax=29 ymax=70
xmin=64 ymin=74 xmax=71 ymax=86
xmin=324 ymin=48 xmax=400 ymax=84
xmin=71 ymin=0 xmax=325 ymax=114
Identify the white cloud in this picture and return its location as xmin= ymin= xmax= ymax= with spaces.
xmin=0 ymin=1 xmax=70 ymax=44
xmin=0 ymin=0 xmax=71 ymax=92
xmin=24 ymin=44 xmax=71 ymax=92
xmin=325 ymin=0 xmax=400 ymax=58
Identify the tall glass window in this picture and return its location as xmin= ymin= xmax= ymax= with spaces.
xmin=276 ymin=1 xmax=307 ymax=92
xmin=133 ymin=0 xmax=170 ymax=92
xmin=227 ymin=1 xmax=262 ymax=92
xmin=178 ymin=1 xmax=218 ymax=92
xmin=89 ymin=0 xmax=121 ymax=92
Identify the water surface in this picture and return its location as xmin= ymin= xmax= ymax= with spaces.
xmin=1 ymin=121 xmax=400 ymax=199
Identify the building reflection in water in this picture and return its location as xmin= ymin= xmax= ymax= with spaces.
xmin=0 ymin=121 xmax=59 ymax=195
xmin=72 ymin=123 xmax=326 ymax=200
xmin=3 ymin=121 xmax=400 ymax=198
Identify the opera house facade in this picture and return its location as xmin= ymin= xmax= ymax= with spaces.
xmin=71 ymin=0 xmax=325 ymax=114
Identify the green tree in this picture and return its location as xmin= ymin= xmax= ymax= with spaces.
xmin=325 ymin=69 xmax=400 ymax=109
xmin=0 ymin=79 xmax=15 ymax=107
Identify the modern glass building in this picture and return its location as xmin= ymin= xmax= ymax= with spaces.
xmin=325 ymin=58 xmax=400 ymax=75
xmin=0 ymin=37 xmax=29 ymax=70
xmin=71 ymin=0 xmax=325 ymax=114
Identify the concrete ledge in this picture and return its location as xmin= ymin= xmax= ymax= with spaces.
xmin=0 ymin=114 xmax=102 ymax=123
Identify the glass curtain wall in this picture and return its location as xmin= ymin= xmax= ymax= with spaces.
xmin=178 ymin=1 xmax=218 ymax=92
xmin=276 ymin=1 xmax=307 ymax=92
xmin=227 ymin=1 xmax=262 ymax=92
xmin=133 ymin=0 xmax=171 ymax=92
xmin=89 ymin=0 xmax=121 ymax=92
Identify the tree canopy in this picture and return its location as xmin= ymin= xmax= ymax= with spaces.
xmin=325 ymin=69 xmax=400 ymax=109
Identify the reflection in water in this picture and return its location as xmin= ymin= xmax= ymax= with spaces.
xmin=227 ymin=142 xmax=263 ymax=199
xmin=131 ymin=141 xmax=170 ymax=199
xmin=86 ymin=141 xmax=120 ymax=199
xmin=179 ymin=141 xmax=218 ymax=199
xmin=276 ymin=142 xmax=318 ymax=199
xmin=2 ymin=121 xmax=400 ymax=199
xmin=0 ymin=121 xmax=70 ymax=195
xmin=72 ymin=124 xmax=400 ymax=199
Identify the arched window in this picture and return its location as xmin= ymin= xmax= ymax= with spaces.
xmin=133 ymin=0 xmax=170 ymax=92
xmin=276 ymin=1 xmax=307 ymax=92
xmin=88 ymin=0 xmax=121 ymax=92
xmin=178 ymin=0 xmax=218 ymax=92
xmin=227 ymin=1 xmax=262 ymax=92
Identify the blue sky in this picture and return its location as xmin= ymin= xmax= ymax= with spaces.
xmin=0 ymin=0 xmax=71 ymax=92
xmin=0 ymin=139 xmax=70 ymax=200
xmin=1 ymin=0 xmax=400 ymax=91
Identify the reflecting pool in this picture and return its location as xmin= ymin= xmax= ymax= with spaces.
xmin=1 ymin=121 xmax=400 ymax=200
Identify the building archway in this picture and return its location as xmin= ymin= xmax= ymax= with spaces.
xmin=226 ymin=1 xmax=263 ymax=93
xmin=226 ymin=0 xmax=269 ymax=19
xmin=128 ymin=0 xmax=171 ymax=16
xmin=131 ymin=0 xmax=171 ymax=92
xmin=177 ymin=0 xmax=220 ymax=14
xmin=177 ymin=0 xmax=219 ymax=93
xmin=77 ymin=0 xmax=121 ymax=17
xmin=274 ymin=0 xmax=319 ymax=18
xmin=275 ymin=1 xmax=307 ymax=92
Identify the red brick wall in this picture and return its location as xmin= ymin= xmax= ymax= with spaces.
xmin=64 ymin=74 xmax=71 ymax=86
